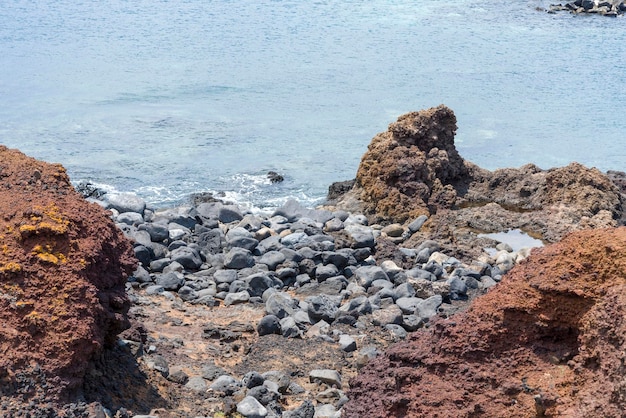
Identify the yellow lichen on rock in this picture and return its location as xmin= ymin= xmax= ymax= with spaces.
xmin=0 ymin=262 xmax=22 ymax=274
xmin=19 ymin=203 xmax=69 ymax=238
xmin=32 ymin=244 xmax=66 ymax=265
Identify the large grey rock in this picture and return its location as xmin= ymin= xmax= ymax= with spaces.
xmin=338 ymin=334 xmax=357 ymax=352
xmin=407 ymin=215 xmax=429 ymax=233
xmin=214 ymin=269 xmax=238 ymax=284
xmin=247 ymin=385 xmax=280 ymax=407
xmin=371 ymin=305 xmax=403 ymax=326
xmin=257 ymin=314 xmax=282 ymax=336
xmin=210 ymin=375 xmax=241 ymax=394
xmin=170 ymin=246 xmax=203 ymax=270
xmin=227 ymin=226 xmax=259 ymax=251
xmin=224 ymin=290 xmax=250 ymax=306
xmin=184 ymin=376 xmax=208 ymax=392
xmin=257 ymin=250 xmax=286 ymax=270
xmin=105 ymin=192 xmax=146 ymax=215
xmin=306 ymin=295 xmax=340 ymax=323
xmin=237 ymin=396 xmax=268 ymax=417
xmin=247 ymin=273 xmax=277 ymax=297
xmin=155 ymin=272 xmax=184 ymax=291
xmin=415 ymin=294 xmax=443 ymax=320
xmin=117 ymin=211 xmax=144 ymax=226
xmin=279 ymin=316 xmax=302 ymax=338
xmin=315 ymin=264 xmax=339 ymax=282
xmin=396 ymin=296 xmax=424 ymax=314
xmin=272 ymin=198 xmax=310 ymax=222
xmin=242 ymin=371 xmax=265 ymax=389
xmin=177 ymin=285 xmax=198 ymax=301
xmin=394 ymin=282 xmax=416 ymax=299
xmin=447 ymin=276 xmax=468 ymax=300
xmin=262 ymin=370 xmax=292 ymax=394
xmin=265 ymin=292 xmax=298 ymax=319
xmin=198 ymin=229 xmax=224 ymax=254
xmin=224 ymin=247 xmax=255 ymax=269
xmin=344 ymin=224 xmax=375 ymax=249
xmin=354 ymin=265 xmax=389 ymax=288
xmin=309 ymin=369 xmax=342 ymax=389
xmin=281 ymin=232 xmax=308 ymax=247
xmin=338 ymin=295 xmax=372 ymax=317
xmin=139 ymin=222 xmax=170 ymax=242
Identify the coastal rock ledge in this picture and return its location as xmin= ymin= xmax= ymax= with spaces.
xmin=332 ymin=105 xmax=623 ymax=255
xmin=344 ymin=227 xmax=626 ymax=417
xmin=0 ymin=147 xmax=136 ymax=408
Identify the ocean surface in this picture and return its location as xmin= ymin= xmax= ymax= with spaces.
xmin=2 ymin=0 xmax=625 ymax=209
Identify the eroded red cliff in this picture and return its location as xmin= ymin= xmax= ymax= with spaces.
xmin=345 ymin=227 xmax=626 ymax=417
xmin=0 ymin=146 xmax=136 ymax=401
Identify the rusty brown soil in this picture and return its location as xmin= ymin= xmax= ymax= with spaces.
xmin=344 ymin=227 xmax=626 ymax=417
xmin=0 ymin=146 xmax=136 ymax=402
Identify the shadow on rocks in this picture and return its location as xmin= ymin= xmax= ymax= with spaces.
xmin=83 ymin=341 xmax=168 ymax=414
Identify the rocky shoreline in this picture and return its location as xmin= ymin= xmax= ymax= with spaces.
xmin=3 ymin=105 xmax=626 ymax=417
xmin=85 ymin=188 xmax=523 ymax=417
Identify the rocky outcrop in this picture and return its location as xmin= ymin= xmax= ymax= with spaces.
xmin=548 ymin=0 xmax=626 ymax=16
xmin=344 ymin=227 xmax=626 ymax=417
xmin=355 ymin=105 xmax=471 ymax=222
xmin=334 ymin=105 xmax=623 ymax=248
xmin=0 ymin=147 xmax=136 ymax=402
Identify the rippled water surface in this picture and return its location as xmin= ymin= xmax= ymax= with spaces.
xmin=1 ymin=0 xmax=625 ymax=207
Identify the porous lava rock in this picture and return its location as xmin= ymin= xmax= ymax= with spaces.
xmin=0 ymin=146 xmax=136 ymax=402
xmin=345 ymin=227 xmax=626 ymax=417
xmin=335 ymin=105 xmax=623 ymax=248
xmin=355 ymin=104 xmax=471 ymax=222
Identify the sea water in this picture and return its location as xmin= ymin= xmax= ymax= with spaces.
xmin=2 ymin=0 xmax=625 ymax=209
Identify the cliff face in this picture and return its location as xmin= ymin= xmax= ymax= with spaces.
xmin=345 ymin=227 xmax=626 ymax=417
xmin=0 ymin=146 xmax=136 ymax=401
xmin=341 ymin=105 xmax=622 ymax=247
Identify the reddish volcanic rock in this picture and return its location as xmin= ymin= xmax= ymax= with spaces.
xmin=0 ymin=146 xmax=136 ymax=401
xmin=344 ymin=227 xmax=626 ymax=417
xmin=334 ymin=105 xmax=623 ymax=255
xmin=355 ymin=105 xmax=471 ymax=223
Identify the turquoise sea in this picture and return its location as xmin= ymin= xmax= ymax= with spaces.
xmin=1 ymin=0 xmax=625 ymax=208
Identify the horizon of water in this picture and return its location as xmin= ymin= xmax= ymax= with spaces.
xmin=2 ymin=0 xmax=625 ymax=209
